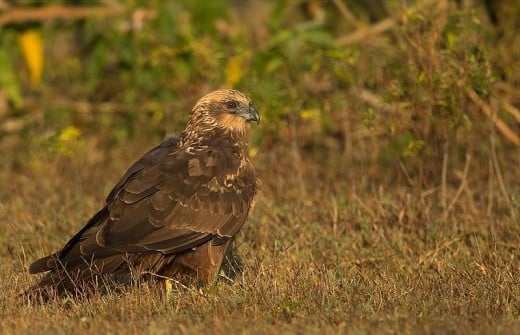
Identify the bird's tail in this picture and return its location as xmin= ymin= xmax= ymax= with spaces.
xmin=24 ymin=255 xmax=133 ymax=300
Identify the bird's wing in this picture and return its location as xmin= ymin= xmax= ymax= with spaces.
xmin=29 ymin=142 xmax=256 ymax=274
xmin=106 ymin=134 xmax=180 ymax=202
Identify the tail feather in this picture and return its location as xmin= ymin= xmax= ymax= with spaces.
xmin=28 ymin=254 xmax=57 ymax=274
xmin=25 ymin=253 xmax=177 ymax=299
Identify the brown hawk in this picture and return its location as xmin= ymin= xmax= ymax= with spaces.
xmin=28 ymin=89 xmax=259 ymax=295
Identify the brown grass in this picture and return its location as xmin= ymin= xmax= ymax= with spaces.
xmin=1 ymin=130 xmax=518 ymax=334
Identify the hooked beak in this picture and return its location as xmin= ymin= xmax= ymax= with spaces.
xmin=239 ymin=106 xmax=260 ymax=125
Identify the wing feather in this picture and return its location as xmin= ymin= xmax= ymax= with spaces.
xmin=31 ymin=137 xmax=256 ymax=275
xmin=106 ymin=134 xmax=180 ymax=202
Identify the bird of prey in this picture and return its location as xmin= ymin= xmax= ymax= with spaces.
xmin=28 ymin=89 xmax=259 ymax=296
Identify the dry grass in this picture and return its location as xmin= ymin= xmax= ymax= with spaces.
xmin=1 ymin=130 xmax=518 ymax=335
xmin=1 ymin=1 xmax=520 ymax=333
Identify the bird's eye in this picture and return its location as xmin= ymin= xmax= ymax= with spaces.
xmin=225 ymin=101 xmax=238 ymax=109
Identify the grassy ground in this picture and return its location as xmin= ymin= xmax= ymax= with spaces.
xmin=1 ymin=0 xmax=520 ymax=334
xmin=1 ymin=132 xmax=518 ymax=334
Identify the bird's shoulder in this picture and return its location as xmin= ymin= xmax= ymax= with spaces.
xmin=106 ymin=134 xmax=180 ymax=202
xmin=114 ymin=134 xmax=257 ymax=213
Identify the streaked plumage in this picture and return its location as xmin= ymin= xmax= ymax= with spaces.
xmin=28 ymin=89 xmax=259 ymax=295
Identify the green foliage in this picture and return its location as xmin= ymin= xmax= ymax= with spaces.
xmin=0 ymin=0 xmax=517 ymax=182
xmin=0 ymin=32 xmax=22 ymax=107
xmin=389 ymin=131 xmax=425 ymax=158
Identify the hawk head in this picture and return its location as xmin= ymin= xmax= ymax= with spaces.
xmin=189 ymin=89 xmax=260 ymax=133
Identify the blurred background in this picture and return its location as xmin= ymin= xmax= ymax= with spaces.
xmin=1 ymin=0 xmax=519 ymax=182
xmin=1 ymin=0 xmax=519 ymax=190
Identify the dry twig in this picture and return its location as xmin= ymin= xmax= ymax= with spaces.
xmin=442 ymin=153 xmax=471 ymax=220
xmin=489 ymin=129 xmax=515 ymax=216
xmin=441 ymin=140 xmax=449 ymax=211
xmin=335 ymin=0 xmax=441 ymax=46
xmin=331 ymin=0 xmax=362 ymax=28
xmin=462 ymin=84 xmax=520 ymax=146
xmin=0 ymin=4 xmax=156 ymax=26
xmin=336 ymin=18 xmax=394 ymax=46
xmin=501 ymin=101 xmax=520 ymax=123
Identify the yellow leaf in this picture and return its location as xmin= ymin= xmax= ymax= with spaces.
xmin=56 ymin=126 xmax=83 ymax=156
xmin=300 ymin=108 xmax=321 ymax=123
xmin=17 ymin=28 xmax=44 ymax=85
xmin=164 ymin=279 xmax=173 ymax=298
xmin=225 ymin=56 xmax=242 ymax=86
xmin=59 ymin=126 xmax=81 ymax=143
xmin=249 ymin=146 xmax=258 ymax=158
xmin=152 ymin=108 xmax=164 ymax=125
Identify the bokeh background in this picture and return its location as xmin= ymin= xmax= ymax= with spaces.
xmin=1 ymin=1 xmax=519 ymax=334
